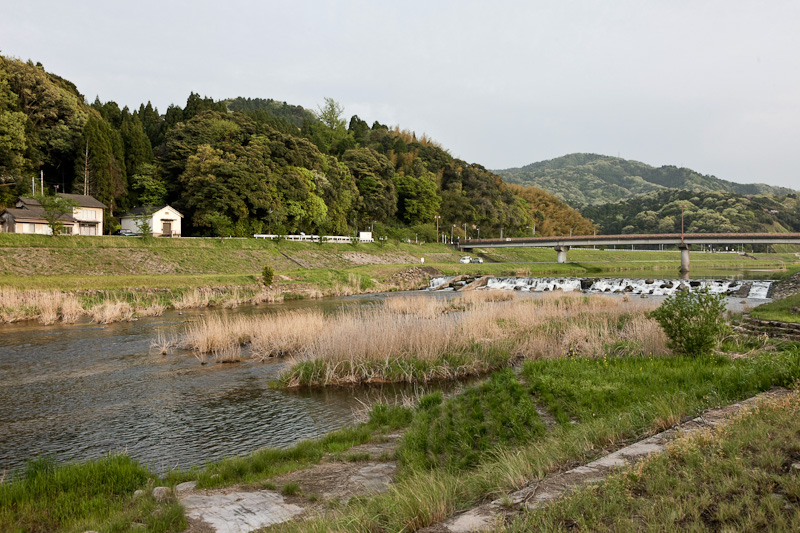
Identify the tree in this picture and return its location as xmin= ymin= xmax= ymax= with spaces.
xmin=129 ymin=163 xmax=167 ymax=206
xmin=342 ymin=148 xmax=397 ymax=225
xmin=394 ymin=171 xmax=441 ymax=225
xmin=316 ymin=97 xmax=345 ymax=130
xmin=133 ymin=210 xmax=153 ymax=238
xmin=120 ymin=111 xmax=153 ymax=177
xmin=73 ymin=114 xmax=127 ymax=210
xmin=650 ymin=288 xmax=730 ymax=356
xmin=261 ymin=265 xmax=274 ymax=287
xmin=34 ymin=193 xmax=78 ymax=236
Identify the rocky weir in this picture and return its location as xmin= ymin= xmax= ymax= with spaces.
xmin=430 ymin=276 xmax=773 ymax=299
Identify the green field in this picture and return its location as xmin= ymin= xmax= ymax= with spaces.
xmin=1 ymin=234 xmax=796 ymax=293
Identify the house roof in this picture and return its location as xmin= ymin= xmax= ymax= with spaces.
xmin=2 ymin=206 xmax=76 ymax=223
xmin=18 ymin=194 xmax=107 ymax=209
xmin=121 ymin=205 xmax=184 ymax=218
xmin=58 ymin=194 xmax=108 ymax=209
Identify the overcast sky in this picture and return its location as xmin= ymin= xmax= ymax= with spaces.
xmin=2 ymin=0 xmax=798 ymax=189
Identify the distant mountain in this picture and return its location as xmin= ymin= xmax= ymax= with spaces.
xmin=495 ymin=153 xmax=795 ymax=207
xmin=582 ymin=188 xmax=800 ymax=236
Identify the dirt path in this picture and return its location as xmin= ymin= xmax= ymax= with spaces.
xmin=178 ymin=434 xmax=403 ymax=533
xmin=418 ymin=388 xmax=792 ymax=533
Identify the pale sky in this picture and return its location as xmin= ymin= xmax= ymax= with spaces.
xmin=2 ymin=0 xmax=799 ymax=189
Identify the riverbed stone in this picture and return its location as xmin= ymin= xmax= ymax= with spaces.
xmin=132 ymin=489 xmax=145 ymax=500
xmin=152 ymin=486 xmax=172 ymax=502
xmin=175 ymin=480 xmax=197 ymax=494
xmin=181 ymin=491 xmax=304 ymax=533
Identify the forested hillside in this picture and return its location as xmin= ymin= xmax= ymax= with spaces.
xmin=0 ymin=55 xmax=593 ymax=239
xmin=496 ymin=153 xmax=794 ymax=207
xmin=582 ymin=189 xmax=800 ymax=235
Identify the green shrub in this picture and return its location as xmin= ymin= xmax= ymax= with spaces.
xmin=262 ymin=265 xmax=274 ymax=287
xmin=650 ymin=288 xmax=730 ymax=356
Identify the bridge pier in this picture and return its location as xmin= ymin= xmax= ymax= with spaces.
xmin=679 ymin=243 xmax=690 ymax=277
xmin=555 ymin=245 xmax=570 ymax=263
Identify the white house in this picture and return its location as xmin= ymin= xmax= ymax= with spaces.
xmin=120 ymin=205 xmax=183 ymax=237
xmin=1 ymin=194 xmax=106 ymax=235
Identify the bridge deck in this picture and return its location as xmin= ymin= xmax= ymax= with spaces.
xmin=459 ymin=233 xmax=800 ymax=249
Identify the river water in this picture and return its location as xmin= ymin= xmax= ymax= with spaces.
xmin=0 ymin=271 xmax=777 ymax=475
xmin=0 ymin=295 xmax=453 ymax=475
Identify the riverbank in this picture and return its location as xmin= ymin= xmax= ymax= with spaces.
xmin=4 ymin=341 xmax=798 ymax=532
xmin=1 ymin=233 xmax=798 ymax=326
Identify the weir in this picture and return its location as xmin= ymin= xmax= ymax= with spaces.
xmin=431 ymin=276 xmax=773 ymax=299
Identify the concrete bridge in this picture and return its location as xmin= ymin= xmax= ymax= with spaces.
xmin=458 ymin=233 xmax=800 ymax=274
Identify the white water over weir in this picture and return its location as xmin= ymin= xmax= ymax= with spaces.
xmin=431 ymin=276 xmax=773 ymax=299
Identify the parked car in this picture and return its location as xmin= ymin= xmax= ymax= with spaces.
xmin=115 ymin=229 xmax=138 ymax=236
xmin=470 ymin=257 xmax=484 ymax=263
xmin=460 ymin=256 xmax=471 ymax=263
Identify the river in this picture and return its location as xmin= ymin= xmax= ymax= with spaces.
xmin=0 ymin=294 xmax=455 ymax=475
xmin=0 ymin=270 xmax=778 ymax=475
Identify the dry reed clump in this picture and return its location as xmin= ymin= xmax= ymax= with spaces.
xmin=182 ymin=314 xmax=253 ymax=356
xmin=382 ymin=295 xmax=449 ymax=318
xmin=179 ymin=291 xmax=668 ymax=379
xmin=59 ymin=297 xmax=85 ymax=323
xmin=249 ymin=310 xmax=327 ymax=358
xmin=251 ymin=288 xmax=283 ymax=305
xmin=172 ymin=289 xmax=212 ymax=310
xmin=150 ymin=331 xmax=178 ymax=355
xmin=135 ymin=302 xmax=167 ymax=317
xmin=464 ymin=290 xmax=515 ymax=303
xmin=89 ymin=301 xmax=134 ymax=324
xmin=506 ymin=293 xmax=665 ymax=359
xmin=0 ymin=287 xmax=87 ymax=325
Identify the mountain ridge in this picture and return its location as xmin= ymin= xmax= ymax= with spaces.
xmin=495 ymin=153 xmax=795 ymax=207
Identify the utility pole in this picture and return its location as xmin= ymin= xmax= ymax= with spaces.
xmin=83 ymin=141 xmax=90 ymax=195
xmin=463 ymin=223 xmax=467 ymax=239
xmin=680 ymin=205 xmax=685 ymax=243
xmin=451 ymin=224 xmax=454 ymax=244
xmin=40 ymin=170 xmax=44 ymax=195
xmin=434 ymin=215 xmax=440 ymax=235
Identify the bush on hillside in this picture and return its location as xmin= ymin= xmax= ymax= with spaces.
xmin=262 ymin=265 xmax=274 ymax=287
xmin=650 ymin=288 xmax=729 ymax=356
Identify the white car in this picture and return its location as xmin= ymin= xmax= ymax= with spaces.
xmin=470 ymin=257 xmax=484 ymax=264
xmin=460 ymin=256 xmax=471 ymax=263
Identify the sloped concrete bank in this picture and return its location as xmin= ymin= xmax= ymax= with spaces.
xmin=173 ymin=390 xmax=790 ymax=533
xmin=418 ymin=388 xmax=792 ymax=533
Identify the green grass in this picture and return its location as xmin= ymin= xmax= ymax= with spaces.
xmin=751 ymin=293 xmax=800 ymax=324
xmin=277 ymin=345 xmax=513 ymax=388
xmin=506 ymin=389 xmax=800 ymax=532
xmin=0 ymin=454 xmax=185 ymax=533
xmin=0 ymin=273 xmax=259 ymax=291
xmin=270 ymin=348 xmax=800 ymax=532
xmin=398 ymin=370 xmax=546 ymax=472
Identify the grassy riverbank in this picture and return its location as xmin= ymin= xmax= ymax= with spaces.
xmin=750 ymin=293 xmax=800 ymax=324
xmin=3 ymin=321 xmax=799 ymax=531
xmin=506 ymin=389 xmax=800 ymax=532
xmin=1 ymin=233 xmax=798 ymax=326
xmin=0 ymin=454 xmax=185 ymax=533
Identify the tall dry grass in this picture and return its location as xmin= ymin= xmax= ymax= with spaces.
xmin=0 ymin=285 xmax=284 ymax=328
xmin=0 ymin=287 xmax=86 ymax=325
xmin=89 ymin=301 xmax=134 ymax=324
xmin=179 ymin=292 xmax=668 ymax=383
